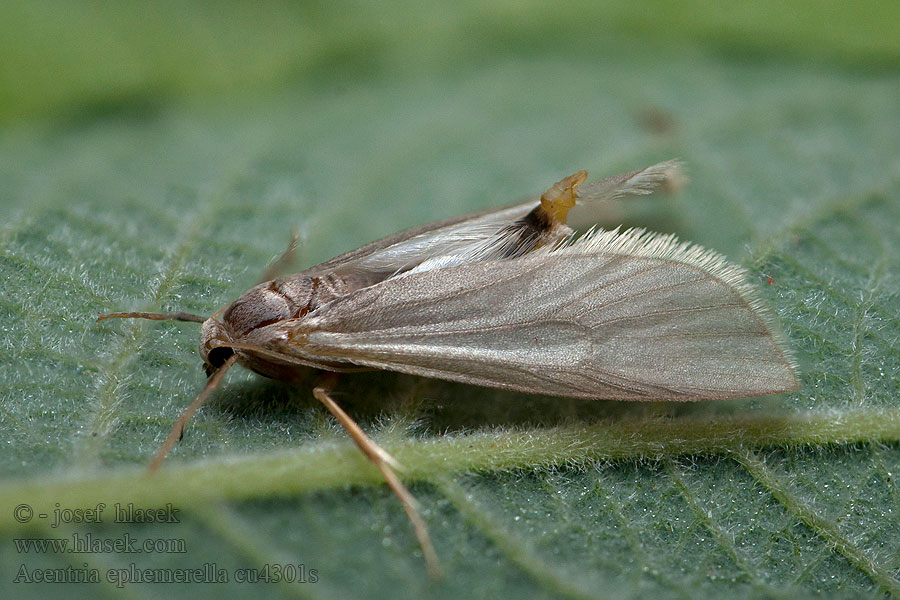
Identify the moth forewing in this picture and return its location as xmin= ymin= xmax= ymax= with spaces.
xmin=97 ymin=160 xmax=797 ymax=579
xmin=279 ymin=227 xmax=798 ymax=400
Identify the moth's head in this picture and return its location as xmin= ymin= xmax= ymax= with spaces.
xmin=199 ymin=317 xmax=235 ymax=375
xmin=200 ymin=279 xmax=307 ymax=373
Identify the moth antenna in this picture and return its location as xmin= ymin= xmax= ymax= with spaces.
xmin=257 ymin=229 xmax=301 ymax=284
xmin=97 ymin=312 xmax=206 ymax=323
xmin=312 ymin=375 xmax=442 ymax=580
xmin=148 ymin=354 xmax=238 ymax=473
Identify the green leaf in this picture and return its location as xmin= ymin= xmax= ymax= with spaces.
xmin=1 ymin=2 xmax=899 ymax=598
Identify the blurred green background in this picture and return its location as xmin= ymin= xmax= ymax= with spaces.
xmin=1 ymin=2 xmax=899 ymax=599
xmin=1 ymin=1 xmax=898 ymax=126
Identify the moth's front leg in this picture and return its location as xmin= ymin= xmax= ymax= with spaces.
xmin=149 ymin=354 xmax=238 ymax=472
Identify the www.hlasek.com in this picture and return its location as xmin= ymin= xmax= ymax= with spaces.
xmin=14 ymin=562 xmax=319 ymax=587
xmin=15 ymin=533 xmax=186 ymax=554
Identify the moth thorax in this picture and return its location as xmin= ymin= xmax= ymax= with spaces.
xmin=221 ymin=278 xmax=314 ymax=337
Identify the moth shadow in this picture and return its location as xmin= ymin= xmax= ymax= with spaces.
xmin=211 ymin=371 xmax=320 ymax=425
xmin=208 ymin=368 xmax=762 ymax=437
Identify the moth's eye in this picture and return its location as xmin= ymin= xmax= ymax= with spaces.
xmin=205 ymin=346 xmax=234 ymax=375
xmin=222 ymin=287 xmax=291 ymax=336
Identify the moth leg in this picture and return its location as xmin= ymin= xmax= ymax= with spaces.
xmin=312 ymin=374 xmax=442 ymax=579
xmin=257 ymin=229 xmax=300 ymax=284
xmin=148 ymin=354 xmax=237 ymax=472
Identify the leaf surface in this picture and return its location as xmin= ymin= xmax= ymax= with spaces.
xmin=1 ymin=2 xmax=899 ymax=598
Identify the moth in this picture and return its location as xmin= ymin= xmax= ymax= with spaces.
xmin=98 ymin=161 xmax=798 ymax=577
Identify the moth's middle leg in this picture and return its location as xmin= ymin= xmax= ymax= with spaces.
xmin=311 ymin=372 xmax=441 ymax=578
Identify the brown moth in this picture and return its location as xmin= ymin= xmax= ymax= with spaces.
xmin=98 ymin=161 xmax=799 ymax=577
